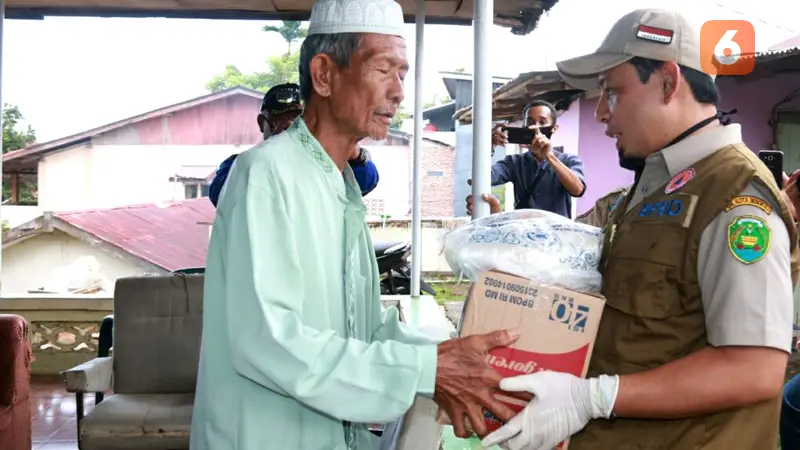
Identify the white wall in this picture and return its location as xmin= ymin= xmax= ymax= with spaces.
xmin=362 ymin=145 xmax=411 ymax=217
xmin=367 ymin=218 xmax=469 ymax=273
xmin=1 ymin=231 xmax=159 ymax=295
xmin=2 ymin=205 xmax=43 ymax=228
xmin=37 ymin=143 xmax=247 ymax=211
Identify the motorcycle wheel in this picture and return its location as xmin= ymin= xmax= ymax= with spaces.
xmin=385 ymin=277 xmax=411 ymax=295
xmin=381 ymin=276 xmax=437 ymax=296
xmin=380 ymin=277 xmax=405 ymax=295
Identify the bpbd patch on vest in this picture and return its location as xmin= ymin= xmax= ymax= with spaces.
xmin=727 ymin=215 xmax=772 ymax=264
xmin=639 ymin=198 xmax=684 ymax=217
xmin=665 ymin=168 xmax=695 ymax=194
xmin=724 ymin=196 xmax=774 ymax=215
xmin=636 ymin=193 xmax=698 ymax=227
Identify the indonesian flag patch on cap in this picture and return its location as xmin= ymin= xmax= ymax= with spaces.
xmin=636 ymin=25 xmax=674 ymax=44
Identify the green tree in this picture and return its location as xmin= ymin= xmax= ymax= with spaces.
xmin=262 ymin=21 xmax=307 ymax=54
xmin=3 ymin=105 xmax=36 ymax=152
xmin=2 ymin=104 xmax=38 ymax=204
xmin=423 ymin=94 xmax=452 ymax=109
xmin=206 ymin=21 xmax=306 ymax=93
xmin=391 ymin=105 xmax=410 ymax=129
xmin=205 ymin=51 xmax=300 ymax=93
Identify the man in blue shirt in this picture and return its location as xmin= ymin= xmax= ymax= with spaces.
xmin=208 ymin=83 xmax=380 ymax=206
xmin=489 ymin=100 xmax=586 ymax=218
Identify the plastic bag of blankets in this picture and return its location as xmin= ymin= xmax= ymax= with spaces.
xmin=443 ymin=209 xmax=604 ymax=294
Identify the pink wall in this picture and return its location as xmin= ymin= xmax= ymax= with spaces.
xmin=94 ymin=94 xmax=264 ymax=146
xmin=717 ymin=72 xmax=800 ymax=151
xmin=576 ymin=97 xmax=635 ymax=215
xmin=574 ymin=71 xmax=800 ymax=215
xmin=552 ymin=100 xmax=580 ymax=154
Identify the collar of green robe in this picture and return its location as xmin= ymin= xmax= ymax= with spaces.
xmin=288 ymin=117 xmax=366 ymax=210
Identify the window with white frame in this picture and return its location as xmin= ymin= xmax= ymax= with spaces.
xmin=184 ymin=183 xmax=210 ymax=199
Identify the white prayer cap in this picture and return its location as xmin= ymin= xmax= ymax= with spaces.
xmin=307 ymin=0 xmax=405 ymax=37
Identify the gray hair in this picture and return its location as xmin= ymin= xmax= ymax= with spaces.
xmin=298 ymin=33 xmax=363 ymax=102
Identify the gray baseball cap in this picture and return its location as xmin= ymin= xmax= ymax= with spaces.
xmin=556 ymin=9 xmax=712 ymax=91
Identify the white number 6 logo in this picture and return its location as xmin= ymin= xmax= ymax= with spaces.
xmin=714 ymin=30 xmax=742 ymax=66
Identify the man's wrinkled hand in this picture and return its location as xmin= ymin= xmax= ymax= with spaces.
xmin=492 ymin=126 xmax=508 ymax=147
xmin=782 ymin=170 xmax=800 ymax=222
xmin=434 ymin=329 xmax=520 ymax=439
xmin=481 ymin=371 xmax=618 ymax=450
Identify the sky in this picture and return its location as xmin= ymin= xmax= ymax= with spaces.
xmin=3 ymin=0 xmax=799 ymax=142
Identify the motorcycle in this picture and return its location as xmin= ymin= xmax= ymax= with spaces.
xmin=375 ymin=241 xmax=437 ymax=296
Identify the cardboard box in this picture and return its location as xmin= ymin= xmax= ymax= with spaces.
xmin=438 ymin=269 xmax=606 ymax=450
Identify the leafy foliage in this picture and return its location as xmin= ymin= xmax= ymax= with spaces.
xmin=3 ymin=105 xmax=36 ymax=153
xmin=263 ymin=21 xmax=307 ymax=54
xmin=206 ymin=21 xmax=305 ymax=94
xmin=391 ymin=106 xmax=410 ymax=129
xmin=205 ymin=52 xmax=300 ymax=93
xmin=2 ymin=104 xmax=38 ymax=204
xmin=423 ymin=95 xmax=453 ymax=110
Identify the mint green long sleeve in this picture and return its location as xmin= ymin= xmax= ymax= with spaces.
xmin=190 ymin=119 xmax=438 ymax=450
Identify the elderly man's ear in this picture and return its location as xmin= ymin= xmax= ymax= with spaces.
xmin=310 ymin=54 xmax=336 ymax=98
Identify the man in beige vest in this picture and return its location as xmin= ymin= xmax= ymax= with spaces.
xmin=483 ymin=9 xmax=798 ymax=450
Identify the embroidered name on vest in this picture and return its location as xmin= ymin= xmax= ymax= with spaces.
xmin=724 ymin=195 xmax=773 ymax=215
xmin=636 ymin=193 xmax=699 ymax=228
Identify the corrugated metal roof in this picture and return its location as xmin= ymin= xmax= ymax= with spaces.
xmin=55 ymin=198 xmax=215 ymax=271
xmin=754 ymin=46 xmax=800 ymax=62
xmin=5 ymin=0 xmax=560 ymax=36
xmin=455 ymin=47 xmax=800 ymax=123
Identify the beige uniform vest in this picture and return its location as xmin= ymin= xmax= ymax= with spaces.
xmin=570 ymin=144 xmax=799 ymax=449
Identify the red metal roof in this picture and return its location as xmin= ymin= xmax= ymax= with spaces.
xmin=55 ymin=198 xmax=215 ymax=272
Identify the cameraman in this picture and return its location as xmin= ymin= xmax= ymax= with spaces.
xmin=488 ymin=99 xmax=586 ymax=218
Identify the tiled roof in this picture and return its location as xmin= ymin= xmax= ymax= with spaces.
xmin=54 ymin=198 xmax=215 ymax=271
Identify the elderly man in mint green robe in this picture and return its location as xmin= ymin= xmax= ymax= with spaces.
xmin=190 ymin=1 xmax=521 ymax=449
xmin=191 ymin=116 xmax=438 ymax=449
xmin=190 ymin=1 xmax=437 ymax=448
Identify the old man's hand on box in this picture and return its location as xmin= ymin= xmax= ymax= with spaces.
xmin=434 ymin=329 xmax=522 ymax=439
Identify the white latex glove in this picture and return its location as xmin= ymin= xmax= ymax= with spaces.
xmin=481 ymin=371 xmax=619 ymax=450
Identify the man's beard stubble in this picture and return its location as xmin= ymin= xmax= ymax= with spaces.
xmin=618 ymin=148 xmax=645 ymax=174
